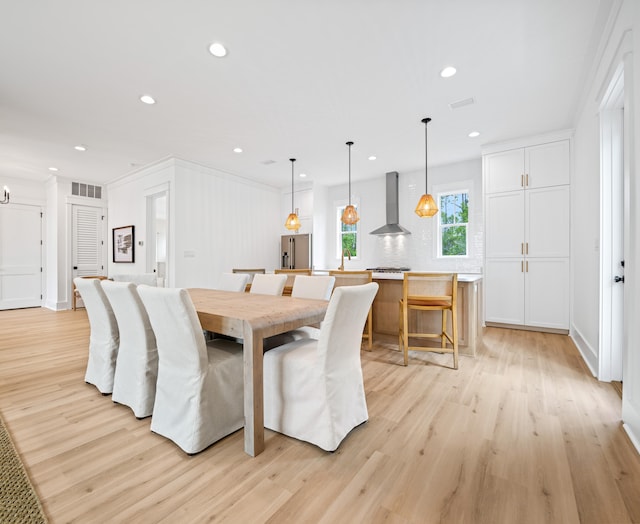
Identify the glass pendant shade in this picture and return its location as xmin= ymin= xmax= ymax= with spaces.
xmin=341 ymin=204 xmax=360 ymax=225
xmin=341 ymin=141 xmax=360 ymax=225
xmin=284 ymin=158 xmax=301 ymax=231
xmin=285 ymin=212 xmax=301 ymax=230
xmin=415 ymin=117 xmax=438 ymax=218
xmin=414 ymin=193 xmax=438 ymax=217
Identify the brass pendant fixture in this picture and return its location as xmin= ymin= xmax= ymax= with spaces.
xmin=284 ymin=158 xmax=301 ymax=231
xmin=415 ymin=117 xmax=439 ymax=217
xmin=341 ymin=141 xmax=360 ymax=225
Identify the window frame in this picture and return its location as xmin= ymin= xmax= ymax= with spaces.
xmin=436 ymin=188 xmax=469 ymax=259
xmin=335 ymin=200 xmax=360 ymax=260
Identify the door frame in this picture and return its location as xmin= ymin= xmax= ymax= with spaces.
xmin=598 ymin=56 xmax=629 ymax=382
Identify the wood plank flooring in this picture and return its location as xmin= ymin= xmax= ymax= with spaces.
xmin=1 ymin=307 xmax=639 ymax=523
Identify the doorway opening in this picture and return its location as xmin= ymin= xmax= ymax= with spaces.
xmin=599 ymin=61 xmax=627 ymax=384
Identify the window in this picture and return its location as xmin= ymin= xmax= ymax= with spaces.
xmin=438 ymin=191 xmax=468 ymax=257
xmin=336 ymin=205 xmax=358 ymax=258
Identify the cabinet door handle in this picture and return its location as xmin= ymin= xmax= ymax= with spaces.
xmin=526 ymin=242 xmax=529 ymax=255
xmin=526 ymin=174 xmax=529 ymax=187
xmin=526 ymin=261 xmax=529 ymax=272
xmin=521 ymin=242 xmax=524 ymax=255
xmin=521 ymin=260 xmax=524 ymax=272
xmin=521 ymin=174 xmax=525 ymax=187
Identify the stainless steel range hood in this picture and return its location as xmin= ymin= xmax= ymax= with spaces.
xmin=370 ymin=171 xmax=411 ymax=235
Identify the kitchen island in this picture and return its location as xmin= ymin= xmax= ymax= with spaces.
xmin=370 ymin=272 xmax=483 ymax=357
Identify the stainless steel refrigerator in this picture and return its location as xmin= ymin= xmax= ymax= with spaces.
xmin=281 ymin=234 xmax=312 ymax=269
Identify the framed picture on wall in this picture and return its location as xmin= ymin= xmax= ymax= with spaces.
xmin=113 ymin=225 xmax=135 ymax=263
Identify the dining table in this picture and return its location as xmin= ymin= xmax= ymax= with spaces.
xmin=188 ymin=288 xmax=329 ymax=456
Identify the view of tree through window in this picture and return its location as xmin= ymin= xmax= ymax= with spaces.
xmin=338 ymin=206 xmax=358 ymax=257
xmin=439 ymin=192 xmax=468 ymax=256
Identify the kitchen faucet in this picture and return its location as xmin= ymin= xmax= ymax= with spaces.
xmin=338 ymin=248 xmax=351 ymax=271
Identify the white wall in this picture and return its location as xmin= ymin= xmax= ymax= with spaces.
xmin=572 ymin=0 xmax=640 ymax=452
xmin=107 ymin=157 xmax=282 ymax=289
xmin=317 ymin=158 xmax=483 ymax=272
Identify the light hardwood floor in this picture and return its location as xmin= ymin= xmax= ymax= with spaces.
xmin=1 ymin=307 xmax=640 ymax=523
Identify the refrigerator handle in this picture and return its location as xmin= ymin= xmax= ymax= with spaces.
xmin=291 ymin=237 xmax=295 ymax=269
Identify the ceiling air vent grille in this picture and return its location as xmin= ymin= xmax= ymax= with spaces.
xmin=72 ymin=182 xmax=103 ymax=199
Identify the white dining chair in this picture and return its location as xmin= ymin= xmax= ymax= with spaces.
xmin=73 ymin=277 xmax=120 ymax=394
xmin=263 ymin=282 xmax=379 ymax=451
xmin=217 ymin=272 xmax=250 ymax=292
xmin=102 ymin=280 xmax=158 ymax=418
xmin=249 ymin=273 xmax=287 ymax=296
xmin=137 ymin=285 xmax=244 ymax=454
xmin=112 ymin=273 xmax=158 ymax=286
xmin=263 ymin=275 xmax=336 ymax=347
xmin=291 ymin=275 xmax=335 ymax=301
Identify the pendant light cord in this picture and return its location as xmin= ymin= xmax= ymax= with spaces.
xmin=290 ymin=158 xmax=295 ymax=212
xmin=422 ymin=118 xmax=431 ymax=191
xmin=346 ymin=141 xmax=353 ymax=205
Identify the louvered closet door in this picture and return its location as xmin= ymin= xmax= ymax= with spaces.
xmin=0 ymin=204 xmax=43 ymax=310
xmin=72 ymin=206 xmax=104 ymax=309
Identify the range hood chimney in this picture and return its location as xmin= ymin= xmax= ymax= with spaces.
xmin=370 ymin=172 xmax=411 ymax=235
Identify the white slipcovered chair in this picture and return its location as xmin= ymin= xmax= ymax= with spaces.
xmin=217 ymin=272 xmax=250 ymax=292
xmin=249 ymin=273 xmax=287 ymax=296
xmin=291 ymin=275 xmax=335 ymax=301
xmin=74 ymin=277 xmax=120 ymax=394
xmin=263 ymin=282 xmax=379 ymax=451
xmin=112 ymin=273 xmax=158 ymax=286
xmin=137 ymin=285 xmax=244 ymax=454
xmin=102 ymin=280 xmax=158 ymax=418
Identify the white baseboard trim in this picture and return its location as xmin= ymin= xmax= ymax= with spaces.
xmin=570 ymin=325 xmax=598 ymax=377
xmin=623 ymin=423 xmax=640 ymax=456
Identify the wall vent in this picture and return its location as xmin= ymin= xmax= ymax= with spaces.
xmin=72 ymin=182 xmax=103 ymax=199
xmin=448 ymin=97 xmax=475 ymax=110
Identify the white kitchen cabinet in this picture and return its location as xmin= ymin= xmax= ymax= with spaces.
xmin=484 ymin=139 xmax=570 ymax=193
xmin=483 ymin=135 xmax=571 ymax=332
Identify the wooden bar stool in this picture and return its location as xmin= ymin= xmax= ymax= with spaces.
xmin=275 ymin=268 xmax=312 ymax=296
xmin=399 ymin=272 xmax=458 ymax=368
xmin=329 ymin=270 xmax=374 ymax=350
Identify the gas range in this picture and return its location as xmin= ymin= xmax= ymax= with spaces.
xmin=366 ymin=267 xmax=410 ymax=273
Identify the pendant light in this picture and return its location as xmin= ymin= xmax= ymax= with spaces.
xmin=415 ymin=117 xmax=439 ymax=217
xmin=284 ymin=158 xmax=301 ymax=231
xmin=341 ymin=141 xmax=360 ymax=225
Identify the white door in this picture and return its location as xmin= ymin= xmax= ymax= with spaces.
xmin=526 ymin=185 xmax=570 ymax=258
xmin=72 ymin=205 xmax=104 ymax=307
xmin=484 ymin=148 xmax=524 ymax=193
xmin=525 ymin=258 xmax=570 ymax=330
xmin=484 ymin=258 xmax=525 ymax=325
xmin=0 ymin=204 xmax=42 ymax=309
xmin=525 ymin=140 xmax=571 ymax=188
xmin=146 ymin=191 xmax=168 ymax=287
xmin=485 ymin=191 xmax=524 ymax=258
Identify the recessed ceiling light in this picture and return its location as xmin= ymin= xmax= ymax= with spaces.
xmin=368 ymin=156 xmax=377 ymax=161
xmin=233 ymin=147 xmax=243 ymax=153
xmin=468 ymin=131 xmax=480 ymax=138
xmin=209 ymin=42 xmax=227 ymax=57
xmin=74 ymin=144 xmax=87 ymax=151
xmin=48 ymin=166 xmax=58 ymax=172
xmin=140 ymin=95 xmax=156 ymax=105
xmin=440 ymin=66 xmax=457 ymax=78
xmin=299 ymin=173 xmax=307 ymax=178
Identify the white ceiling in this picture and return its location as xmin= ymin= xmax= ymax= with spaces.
xmin=0 ymin=0 xmax=611 ymax=189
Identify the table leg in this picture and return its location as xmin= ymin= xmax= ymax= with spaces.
xmin=242 ymin=323 xmax=265 ymax=456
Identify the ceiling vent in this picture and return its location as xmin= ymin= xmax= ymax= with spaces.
xmin=72 ymin=182 xmax=102 ymax=199
xmin=449 ymin=97 xmax=475 ymax=110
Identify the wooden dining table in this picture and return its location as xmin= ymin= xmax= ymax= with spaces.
xmin=188 ymin=288 xmax=329 ymax=456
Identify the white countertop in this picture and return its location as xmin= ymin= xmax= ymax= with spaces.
xmin=312 ymin=269 xmax=482 ymax=282
xmin=371 ymin=272 xmax=482 ymax=282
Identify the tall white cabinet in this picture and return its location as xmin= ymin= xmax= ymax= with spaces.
xmin=483 ymin=134 xmax=571 ymax=332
